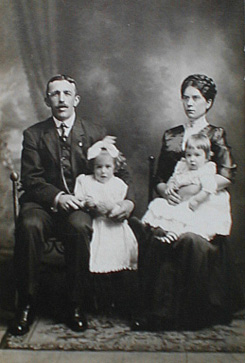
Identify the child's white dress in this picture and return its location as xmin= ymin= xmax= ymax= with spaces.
xmin=74 ymin=174 xmax=138 ymax=273
xmin=142 ymin=159 xmax=232 ymax=241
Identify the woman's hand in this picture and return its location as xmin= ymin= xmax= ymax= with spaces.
xmin=166 ymin=189 xmax=182 ymax=205
xmin=215 ymin=174 xmax=231 ymax=191
xmin=157 ymin=182 xmax=182 ymax=205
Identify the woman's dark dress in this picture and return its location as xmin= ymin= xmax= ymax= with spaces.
xmin=138 ymin=124 xmax=243 ymax=330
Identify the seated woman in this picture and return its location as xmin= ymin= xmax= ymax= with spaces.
xmin=132 ymin=74 xmax=243 ymax=331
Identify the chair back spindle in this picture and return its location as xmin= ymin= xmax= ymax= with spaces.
xmin=148 ymin=156 xmax=155 ymax=203
xmin=10 ymin=171 xmax=19 ymax=227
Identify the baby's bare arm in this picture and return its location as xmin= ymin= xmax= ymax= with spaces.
xmin=178 ymin=184 xmax=201 ymax=201
xmin=188 ymin=190 xmax=209 ymax=211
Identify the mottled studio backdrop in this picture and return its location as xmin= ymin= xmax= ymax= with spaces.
xmin=0 ymin=1 xmax=244 ymax=265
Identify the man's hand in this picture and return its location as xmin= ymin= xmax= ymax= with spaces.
xmin=108 ymin=200 xmax=134 ymax=222
xmin=58 ymin=194 xmax=83 ymax=211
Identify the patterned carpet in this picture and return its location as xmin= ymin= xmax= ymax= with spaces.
xmin=2 ymin=312 xmax=245 ymax=352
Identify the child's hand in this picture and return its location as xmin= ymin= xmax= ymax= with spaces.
xmin=188 ymin=198 xmax=199 ymax=211
xmin=108 ymin=204 xmax=121 ymax=219
xmin=108 ymin=200 xmax=134 ymax=221
xmin=103 ymin=135 xmax=117 ymax=145
xmin=96 ymin=201 xmax=115 ymax=216
xmin=84 ymin=196 xmax=96 ymax=209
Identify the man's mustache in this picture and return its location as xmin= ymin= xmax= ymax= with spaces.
xmin=57 ymin=104 xmax=68 ymax=108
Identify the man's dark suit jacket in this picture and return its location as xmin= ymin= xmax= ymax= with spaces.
xmin=19 ymin=116 xmax=133 ymax=210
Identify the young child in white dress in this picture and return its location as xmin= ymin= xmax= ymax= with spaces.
xmin=74 ymin=138 xmax=140 ymax=318
xmin=142 ymin=134 xmax=232 ymax=243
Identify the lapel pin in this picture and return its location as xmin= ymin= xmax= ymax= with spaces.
xmin=78 ymin=141 xmax=83 ymax=147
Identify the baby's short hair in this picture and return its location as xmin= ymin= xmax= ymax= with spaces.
xmin=185 ymin=134 xmax=211 ymax=160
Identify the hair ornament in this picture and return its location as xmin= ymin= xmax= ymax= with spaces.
xmin=87 ymin=138 xmax=119 ymax=160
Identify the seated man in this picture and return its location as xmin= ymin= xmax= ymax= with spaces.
xmin=9 ymin=74 xmax=134 ymax=335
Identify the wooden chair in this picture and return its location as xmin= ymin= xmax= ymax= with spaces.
xmin=10 ymin=172 xmax=64 ymax=254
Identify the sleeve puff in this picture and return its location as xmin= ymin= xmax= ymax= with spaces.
xmin=74 ymin=174 xmax=87 ymax=202
xmin=210 ymin=127 xmax=237 ymax=182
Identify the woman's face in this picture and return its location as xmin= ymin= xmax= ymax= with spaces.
xmin=182 ymin=86 xmax=212 ymax=122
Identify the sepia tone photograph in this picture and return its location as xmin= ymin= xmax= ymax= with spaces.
xmin=0 ymin=0 xmax=244 ymax=361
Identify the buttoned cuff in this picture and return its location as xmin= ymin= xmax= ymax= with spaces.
xmin=51 ymin=191 xmax=65 ymax=212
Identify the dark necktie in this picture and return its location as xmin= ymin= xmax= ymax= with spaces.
xmin=60 ymin=122 xmax=68 ymax=141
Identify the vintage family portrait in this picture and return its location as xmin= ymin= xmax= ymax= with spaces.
xmin=0 ymin=0 xmax=244 ymax=361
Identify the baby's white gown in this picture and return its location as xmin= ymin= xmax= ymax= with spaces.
xmin=74 ymin=174 xmax=138 ymax=273
xmin=142 ymin=161 xmax=232 ymax=241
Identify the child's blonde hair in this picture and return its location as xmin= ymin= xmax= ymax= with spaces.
xmin=88 ymin=148 xmax=127 ymax=173
xmin=185 ymin=134 xmax=212 ymax=160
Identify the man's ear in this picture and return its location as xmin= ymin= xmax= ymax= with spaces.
xmin=74 ymin=94 xmax=81 ymax=108
xmin=44 ymin=96 xmax=51 ymax=108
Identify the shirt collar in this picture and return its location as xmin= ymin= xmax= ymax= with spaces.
xmin=53 ymin=113 xmax=76 ymax=129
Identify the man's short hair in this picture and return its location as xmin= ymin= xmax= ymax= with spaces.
xmin=46 ymin=74 xmax=78 ymax=96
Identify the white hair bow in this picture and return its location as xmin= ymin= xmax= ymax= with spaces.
xmin=87 ymin=137 xmax=119 ymax=160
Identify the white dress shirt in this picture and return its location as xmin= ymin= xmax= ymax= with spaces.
xmin=53 ymin=113 xmax=76 ymax=138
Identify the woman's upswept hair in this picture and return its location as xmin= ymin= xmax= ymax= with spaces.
xmin=185 ymin=133 xmax=212 ymax=160
xmin=181 ymin=74 xmax=217 ymax=105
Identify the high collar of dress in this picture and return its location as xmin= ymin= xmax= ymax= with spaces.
xmin=182 ymin=118 xmax=209 ymax=151
xmin=184 ymin=117 xmax=208 ymax=131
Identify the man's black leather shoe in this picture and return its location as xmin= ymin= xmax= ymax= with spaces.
xmin=68 ymin=307 xmax=88 ymax=332
xmin=8 ymin=304 xmax=34 ymax=336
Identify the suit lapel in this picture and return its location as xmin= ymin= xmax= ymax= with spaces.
xmin=71 ymin=118 xmax=88 ymax=175
xmin=42 ymin=117 xmax=60 ymax=166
